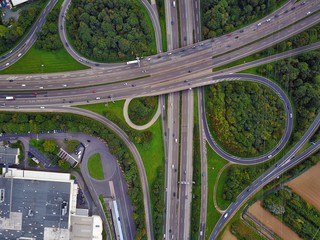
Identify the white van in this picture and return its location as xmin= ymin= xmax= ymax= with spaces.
xmin=173 ymin=1 xmax=175 ymax=7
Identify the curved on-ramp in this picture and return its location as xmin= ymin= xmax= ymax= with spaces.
xmin=123 ymin=97 xmax=161 ymax=130
xmin=200 ymin=73 xmax=294 ymax=165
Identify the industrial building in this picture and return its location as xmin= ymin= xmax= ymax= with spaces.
xmin=0 ymin=168 xmax=103 ymax=240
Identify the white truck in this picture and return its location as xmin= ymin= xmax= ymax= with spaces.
xmin=126 ymin=60 xmax=139 ymax=65
xmin=5 ymin=96 xmax=15 ymax=100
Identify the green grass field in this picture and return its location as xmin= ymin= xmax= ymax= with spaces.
xmin=206 ymin=143 xmax=228 ymax=239
xmin=0 ymin=47 xmax=88 ymax=74
xmin=135 ymin=118 xmax=164 ymax=187
xmin=78 ymin=101 xmax=126 ymax=123
xmin=87 ymin=153 xmax=104 ymax=180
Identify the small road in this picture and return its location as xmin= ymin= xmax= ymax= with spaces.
xmin=123 ymin=97 xmax=161 ymax=131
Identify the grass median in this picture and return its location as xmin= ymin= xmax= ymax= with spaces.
xmin=87 ymin=153 xmax=104 ymax=180
xmin=206 ymin=143 xmax=228 ymax=239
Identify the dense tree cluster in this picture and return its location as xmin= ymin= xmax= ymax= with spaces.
xmin=35 ymin=7 xmax=62 ymax=51
xmin=257 ymin=51 xmax=320 ymax=139
xmin=128 ymin=97 xmax=158 ymax=126
xmin=0 ymin=112 xmax=147 ymax=239
xmin=263 ymin=188 xmax=320 ymax=239
xmin=0 ymin=3 xmax=43 ymax=54
xmin=206 ymin=81 xmax=285 ymax=157
xmin=66 ymin=0 xmax=155 ymax=62
xmin=202 ymin=0 xmax=282 ymax=38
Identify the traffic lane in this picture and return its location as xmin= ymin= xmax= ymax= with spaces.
xmin=1 ymin=11 xmax=320 ymax=88
xmin=1 ymin=3 xmax=319 ymax=80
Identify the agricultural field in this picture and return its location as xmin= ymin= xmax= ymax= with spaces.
xmin=248 ymin=201 xmax=301 ymax=240
xmin=288 ymin=162 xmax=320 ymax=210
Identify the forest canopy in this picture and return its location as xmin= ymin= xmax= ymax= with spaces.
xmin=206 ymin=81 xmax=286 ymax=157
xmin=66 ymin=0 xmax=156 ymax=62
xmin=202 ymin=0 xmax=284 ymax=38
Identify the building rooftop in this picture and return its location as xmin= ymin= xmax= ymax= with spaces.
xmin=10 ymin=0 xmax=28 ymax=7
xmin=0 ymin=169 xmax=73 ymax=239
xmin=0 ymin=146 xmax=19 ymax=165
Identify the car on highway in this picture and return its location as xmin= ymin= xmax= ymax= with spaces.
xmin=62 ymin=84 xmax=67 ymax=87
xmin=307 ymin=11 xmax=311 ymax=15
xmin=95 ymin=97 xmax=101 ymax=100
xmin=92 ymin=90 xmax=96 ymax=93
xmin=290 ymin=113 xmax=293 ymax=118
xmin=171 ymin=21 xmax=174 ymax=25
xmin=175 ymin=138 xmax=178 ymax=143
xmin=39 ymin=86 xmax=43 ymax=89
xmin=268 ymin=154 xmax=272 ymax=159
xmin=21 ymin=84 xmax=26 ymax=87
xmin=18 ymin=53 xmax=22 ymax=57
xmin=40 ymin=106 xmax=45 ymax=109
xmin=172 ymin=1 xmax=175 ymax=7
xmin=224 ymin=213 xmax=228 ymax=218
xmin=167 ymin=52 xmax=172 ymax=56
xmin=32 ymin=92 xmax=38 ymax=95
xmin=5 ymin=63 xmax=9 ymax=66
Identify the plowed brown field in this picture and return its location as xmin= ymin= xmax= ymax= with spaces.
xmin=288 ymin=162 xmax=320 ymax=209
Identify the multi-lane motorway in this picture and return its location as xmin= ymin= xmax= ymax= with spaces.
xmin=0 ymin=0 xmax=320 ymax=239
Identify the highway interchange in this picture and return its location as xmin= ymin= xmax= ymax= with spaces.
xmin=0 ymin=0 xmax=320 ymax=239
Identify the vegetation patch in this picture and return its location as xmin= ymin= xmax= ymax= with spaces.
xmin=206 ymin=81 xmax=285 ymax=157
xmin=230 ymin=219 xmax=266 ymax=240
xmin=155 ymin=0 xmax=167 ymax=52
xmin=65 ymin=140 xmax=81 ymax=153
xmin=202 ymin=0 xmax=286 ymax=38
xmin=128 ymin=96 xmax=158 ymax=125
xmin=87 ymin=153 xmax=104 ymax=180
xmin=66 ymin=0 xmax=156 ymax=62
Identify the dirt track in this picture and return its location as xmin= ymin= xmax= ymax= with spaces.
xmin=288 ymin=162 xmax=320 ymax=210
xmin=248 ymin=201 xmax=301 ymax=240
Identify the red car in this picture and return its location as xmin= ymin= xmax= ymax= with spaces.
xmin=32 ymin=92 xmax=38 ymax=95
xmin=226 ymin=33 xmax=232 ymax=37
xmin=92 ymin=90 xmax=96 ymax=93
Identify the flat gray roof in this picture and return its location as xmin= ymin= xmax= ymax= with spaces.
xmin=0 ymin=146 xmax=19 ymax=165
xmin=0 ymin=177 xmax=71 ymax=239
